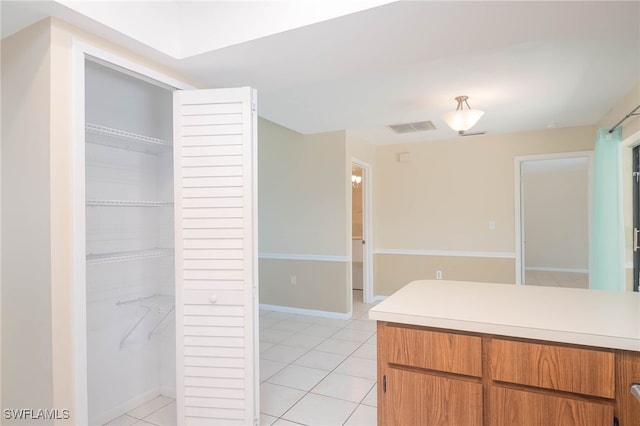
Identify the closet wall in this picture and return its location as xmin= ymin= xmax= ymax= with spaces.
xmin=84 ymin=60 xmax=175 ymax=424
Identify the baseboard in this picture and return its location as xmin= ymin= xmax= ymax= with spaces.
xmin=91 ymin=387 xmax=161 ymax=426
xmin=259 ymin=303 xmax=352 ymax=320
xmin=373 ymin=295 xmax=388 ymax=302
xmin=160 ymin=385 xmax=176 ymax=399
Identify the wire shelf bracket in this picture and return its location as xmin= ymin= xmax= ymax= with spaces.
xmin=116 ymin=294 xmax=175 ymax=349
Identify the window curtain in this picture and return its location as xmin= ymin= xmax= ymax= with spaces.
xmin=589 ymin=127 xmax=625 ymax=291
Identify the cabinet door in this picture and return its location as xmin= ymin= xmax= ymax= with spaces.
xmin=489 ymin=386 xmax=613 ymax=426
xmin=379 ymin=367 xmax=483 ymax=426
xmin=174 ymin=88 xmax=258 ymax=425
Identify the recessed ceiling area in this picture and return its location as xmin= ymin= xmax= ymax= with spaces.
xmin=2 ymin=1 xmax=639 ymax=145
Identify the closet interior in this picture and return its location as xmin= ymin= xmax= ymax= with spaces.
xmin=84 ymin=59 xmax=176 ymax=424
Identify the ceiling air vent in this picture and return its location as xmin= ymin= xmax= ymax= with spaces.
xmin=388 ymin=120 xmax=436 ymax=134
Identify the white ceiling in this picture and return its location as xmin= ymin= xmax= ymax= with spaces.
xmin=3 ymin=1 xmax=639 ymax=144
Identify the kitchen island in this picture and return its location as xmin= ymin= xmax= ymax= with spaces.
xmin=369 ymin=280 xmax=640 ymax=425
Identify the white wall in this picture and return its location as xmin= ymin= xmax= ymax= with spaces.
xmin=1 ymin=19 xmax=54 ymax=421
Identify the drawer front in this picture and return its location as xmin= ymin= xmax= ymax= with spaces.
xmin=378 ymin=323 xmax=482 ymax=377
xmin=490 ymin=339 xmax=615 ymax=398
xmin=489 ymin=386 xmax=613 ymax=426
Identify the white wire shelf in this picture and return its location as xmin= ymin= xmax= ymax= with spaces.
xmin=117 ymin=294 xmax=175 ymax=313
xmin=85 ymin=123 xmax=172 ymax=154
xmin=86 ymin=249 xmax=174 ymax=265
xmin=86 ymin=200 xmax=174 ymax=208
xmin=116 ymin=294 xmax=175 ymax=349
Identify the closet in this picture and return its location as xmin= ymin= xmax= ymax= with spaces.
xmin=77 ymin=50 xmax=259 ymax=425
xmin=84 ymin=59 xmax=176 ymax=424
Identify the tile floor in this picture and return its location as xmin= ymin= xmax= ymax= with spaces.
xmin=259 ymin=290 xmax=379 ymax=426
xmin=525 ymin=270 xmax=589 ymax=289
xmin=105 ymin=290 xmax=379 ymax=426
xmin=104 ymin=396 xmax=176 ymax=426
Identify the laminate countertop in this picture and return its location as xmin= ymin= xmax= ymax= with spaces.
xmin=368 ymin=280 xmax=640 ymax=352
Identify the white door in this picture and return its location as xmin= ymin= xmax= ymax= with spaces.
xmin=173 ymin=87 xmax=258 ymax=425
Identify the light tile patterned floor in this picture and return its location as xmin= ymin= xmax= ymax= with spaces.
xmin=106 ymin=291 xmax=378 ymax=426
xmin=525 ymin=270 xmax=589 ymax=289
xmin=259 ymin=290 xmax=379 ymax=426
xmin=104 ymin=396 xmax=176 ymax=426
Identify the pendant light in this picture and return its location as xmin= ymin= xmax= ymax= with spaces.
xmin=441 ymin=95 xmax=484 ymax=134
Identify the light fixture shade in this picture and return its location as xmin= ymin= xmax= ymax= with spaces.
xmin=441 ymin=95 xmax=484 ymax=133
xmin=441 ymin=108 xmax=484 ymax=132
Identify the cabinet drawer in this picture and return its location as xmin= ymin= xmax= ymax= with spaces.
xmin=490 ymin=339 xmax=615 ymax=398
xmin=489 ymin=385 xmax=613 ymax=426
xmin=378 ymin=323 xmax=482 ymax=376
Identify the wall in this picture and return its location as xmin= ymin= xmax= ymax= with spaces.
xmin=374 ymin=126 xmax=596 ymax=296
xmin=258 ymin=118 xmax=350 ymax=313
xmin=1 ymin=20 xmax=54 ymax=423
xmin=522 ymin=165 xmax=589 ymax=271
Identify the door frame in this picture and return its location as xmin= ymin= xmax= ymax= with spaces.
xmin=513 ymin=151 xmax=594 ymax=285
xmin=71 ymin=40 xmax=194 ymax=424
xmin=622 ymin=129 xmax=640 ymax=291
xmin=351 ymin=158 xmax=374 ymax=304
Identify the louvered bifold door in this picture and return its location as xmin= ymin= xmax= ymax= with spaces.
xmin=174 ymin=87 xmax=258 ymax=425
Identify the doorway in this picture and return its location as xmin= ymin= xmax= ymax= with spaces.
xmin=351 ymin=159 xmax=373 ymax=305
xmin=633 ymin=145 xmax=639 ymax=291
xmin=515 ymin=152 xmax=593 ymax=288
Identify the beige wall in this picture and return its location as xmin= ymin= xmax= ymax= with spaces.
xmin=598 ymin=82 xmax=640 ymax=141
xmin=374 ymin=126 xmax=596 ymax=295
xmin=258 ymin=118 xmax=350 ymax=312
xmin=375 ymin=254 xmax=515 ymax=296
xmin=258 ymin=118 xmax=347 ymax=256
xmin=259 ymin=259 xmax=349 ymax=312
xmin=1 ymin=20 xmax=55 ymax=422
xmin=522 ymin=167 xmax=589 ymax=270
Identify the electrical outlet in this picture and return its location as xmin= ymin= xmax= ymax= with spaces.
xmin=436 ymin=270 xmax=443 ymax=280
xmin=290 ymin=275 xmax=297 ymax=285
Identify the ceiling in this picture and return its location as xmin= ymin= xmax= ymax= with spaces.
xmin=3 ymin=1 xmax=639 ymax=144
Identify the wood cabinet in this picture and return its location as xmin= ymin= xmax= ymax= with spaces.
xmin=378 ymin=322 xmax=640 ymax=426
xmin=380 ymin=368 xmax=483 ymax=426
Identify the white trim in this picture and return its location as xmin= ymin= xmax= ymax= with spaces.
xmin=351 ymin=158 xmax=374 ymax=304
xmin=621 ymin=129 xmax=640 ymax=148
xmin=626 ymin=261 xmax=633 ymax=269
xmin=75 ymin=41 xmax=196 ymax=91
xmin=373 ymin=295 xmax=388 ymax=302
xmin=374 ymin=249 xmax=516 ymax=259
xmin=259 ymin=304 xmax=352 ymax=320
xmin=71 ymin=39 xmax=89 ymax=426
xmin=525 ymin=267 xmax=589 ymax=274
xmin=159 ymin=385 xmax=177 ymax=399
xmin=91 ymin=387 xmax=161 ymax=426
xmin=514 ymin=151 xmax=594 ymax=285
xmin=259 ymin=253 xmax=350 ymax=262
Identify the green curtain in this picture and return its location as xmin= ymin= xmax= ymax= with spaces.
xmin=589 ymin=127 xmax=625 ymax=290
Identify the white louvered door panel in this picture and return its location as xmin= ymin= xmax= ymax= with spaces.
xmin=174 ymin=88 xmax=258 ymax=426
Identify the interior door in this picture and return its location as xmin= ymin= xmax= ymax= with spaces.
xmin=173 ymin=87 xmax=258 ymax=425
xmin=633 ymin=145 xmax=639 ymax=292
